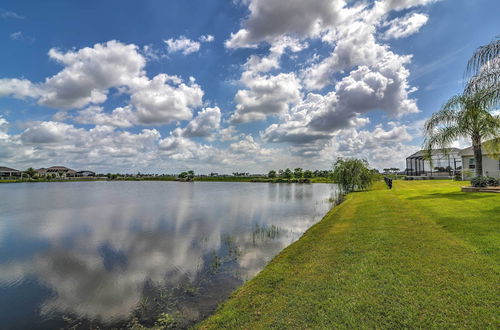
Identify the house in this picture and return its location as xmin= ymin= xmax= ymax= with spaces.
xmin=76 ymin=170 xmax=96 ymax=177
xmin=405 ymin=148 xmax=462 ymax=177
xmin=0 ymin=166 xmax=22 ymax=179
xmin=460 ymin=141 xmax=500 ymax=180
xmin=37 ymin=166 xmax=77 ymax=178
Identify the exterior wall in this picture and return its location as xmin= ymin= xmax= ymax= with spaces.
xmin=461 ymin=155 xmax=500 ymax=179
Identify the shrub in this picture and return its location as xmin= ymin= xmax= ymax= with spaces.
xmin=486 ymin=176 xmax=499 ymax=186
xmin=332 ymin=158 xmax=374 ymax=193
xmin=470 ymin=176 xmax=499 ymax=187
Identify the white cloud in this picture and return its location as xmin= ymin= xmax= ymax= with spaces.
xmin=218 ymin=125 xmax=240 ymax=142
xmin=0 ymin=41 xmax=205 ymax=127
xmin=181 ymin=107 xmax=221 ymax=138
xmin=229 ymin=135 xmax=274 ymax=157
xmin=382 ymin=13 xmax=429 ymax=40
xmin=73 ymin=106 xmax=136 ymax=128
xmin=231 ymin=72 xmax=302 ymax=123
xmin=10 ymin=31 xmax=23 ymax=40
xmin=0 ymin=8 xmax=24 ymax=19
xmin=20 ymin=121 xmax=85 ymax=144
xmin=130 ymin=75 xmax=203 ymax=125
xmin=159 ymin=128 xmax=215 ymax=161
xmin=225 ymin=0 xmax=351 ymax=48
xmin=0 ymin=78 xmax=41 ymax=99
xmin=40 ymin=41 xmax=146 ymax=109
xmin=199 ymin=34 xmax=215 ymax=42
xmin=262 ymin=52 xmax=418 ymax=145
xmin=165 ymin=37 xmax=201 ymax=55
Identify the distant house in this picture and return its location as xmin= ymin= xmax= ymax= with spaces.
xmin=405 ymin=148 xmax=462 ymax=177
xmin=0 ymin=166 xmax=21 ymax=179
xmin=37 ymin=166 xmax=77 ymax=178
xmin=460 ymin=141 xmax=500 ymax=180
xmin=76 ymin=170 xmax=96 ymax=177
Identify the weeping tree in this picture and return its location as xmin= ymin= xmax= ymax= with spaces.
xmin=332 ymin=158 xmax=374 ymax=193
xmin=424 ymin=38 xmax=500 ymax=177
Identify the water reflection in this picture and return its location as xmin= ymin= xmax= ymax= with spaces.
xmin=0 ymin=181 xmax=337 ymax=328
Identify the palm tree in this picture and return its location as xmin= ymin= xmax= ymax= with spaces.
xmin=423 ymin=89 xmax=500 ymax=177
xmin=424 ymin=38 xmax=500 ymax=177
xmin=465 ymin=37 xmax=500 ymax=105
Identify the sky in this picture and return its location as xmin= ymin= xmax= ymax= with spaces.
xmin=0 ymin=0 xmax=499 ymax=174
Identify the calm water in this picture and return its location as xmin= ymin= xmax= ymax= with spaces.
xmin=0 ymin=181 xmax=337 ymax=329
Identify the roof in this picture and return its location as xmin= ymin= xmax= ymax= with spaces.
xmin=45 ymin=166 xmax=76 ymax=172
xmin=407 ymin=148 xmax=461 ymax=159
xmin=459 ymin=139 xmax=500 ymax=157
xmin=0 ymin=166 xmax=20 ymax=172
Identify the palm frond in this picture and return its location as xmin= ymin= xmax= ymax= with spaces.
xmin=466 ymin=37 xmax=500 ymax=77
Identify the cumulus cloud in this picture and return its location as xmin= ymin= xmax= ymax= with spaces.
xmin=382 ymin=13 xmax=429 ymax=40
xmin=159 ymin=128 xmax=215 ymax=161
xmin=40 ymin=41 xmax=146 ymax=109
xmin=225 ymin=0 xmax=350 ymax=48
xmin=0 ymin=41 xmax=205 ymax=127
xmin=130 ymin=75 xmax=203 ymax=125
xmin=0 ymin=78 xmax=41 ymax=99
xmin=21 ymin=121 xmax=85 ymax=144
xmin=231 ymin=72 xmax=302 ymax=123
xmin=73 ymin=106 xmax=136 ymax=128
xmin=262 ymin=52 xmax=418 ymax=145
xmin=165 ymin=36 xmax=201 ymax=55
xmin=199 ymin=34 xmax=215 ymax=43
xmin=181 ymin=107 xmax=221 ymax=138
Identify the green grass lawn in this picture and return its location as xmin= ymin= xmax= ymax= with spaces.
xmin=198 ymin=181 xmax=500 ymax=329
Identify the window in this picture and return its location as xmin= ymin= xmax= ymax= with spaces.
xmin=469 ymin=158 xmax=475 ymax=169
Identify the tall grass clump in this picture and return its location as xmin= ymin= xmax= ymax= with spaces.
xmin=332 ymin=158 xmax=375 ymax=193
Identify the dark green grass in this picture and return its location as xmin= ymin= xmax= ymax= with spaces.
xmin=199 ymin=181 xmax=500 ymax=329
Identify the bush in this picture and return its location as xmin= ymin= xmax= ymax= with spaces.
xmin=471 ymin=176 xmax=499 ymax=187
xmin=332 ymin=158 xmax=374 ymax=193
xmin=486 ymin=176 xmax=499 ymax=186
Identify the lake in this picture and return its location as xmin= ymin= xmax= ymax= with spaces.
xmin=0 ymin=181 xmax=337 ymax=329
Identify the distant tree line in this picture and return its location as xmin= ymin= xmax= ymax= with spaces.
xmin=267 ymin=168 xmax=332 ymax=179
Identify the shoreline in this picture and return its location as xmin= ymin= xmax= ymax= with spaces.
xmin=0 ymin=177 xmax=335 ymax=184
xmin=197 ymin=180 xmax=499 ymax=328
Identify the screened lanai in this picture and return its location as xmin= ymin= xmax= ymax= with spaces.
xmin=405 ymin=148 xmax=462 ymax=177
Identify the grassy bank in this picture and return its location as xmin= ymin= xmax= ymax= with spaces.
xmin=199 ymin=181 xmax=500 ymax=329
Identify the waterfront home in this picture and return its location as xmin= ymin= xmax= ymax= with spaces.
xmin=76 ymin=170 xmax=96 ymax=177
xmin=460 ymin=141 xmax=500 ymax=179
xmin=37 ymin=166 xmax=77 ymax=178
xmin=405 ymin=148 xmax=462 ymax=178
xmin=0 ymin=166 xmax=21 ymax=179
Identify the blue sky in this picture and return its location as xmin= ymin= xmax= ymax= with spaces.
xmin=0 ymin=0 xmax=499 ymax=173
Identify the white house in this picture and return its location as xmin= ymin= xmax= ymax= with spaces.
xmin=460 ymin=142 xmax=500 ymax=180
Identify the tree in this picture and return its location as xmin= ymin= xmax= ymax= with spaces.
xmin=303 ymin=170 xmax=313 ymax=178
xmin=332 ymin=158 xmax=374 ymax=193
xmin=293 ymin=168 xmax=303 ymax=179
xmin=283 ymin=168 xmax=293 ymax=179
xmin=25 ymin=167 xmax=37 ymax=178
xmin=423 ymin=89 xmax=500 ymax=177
xmin=465 ymin=37 xmax=500 ymax=107
xmin=187 ymin=170 xmax=195 ymax=180
xmin=424 ymin=39 xmax=500 ymax=177
xmin=268 ymin=170 xmax=277 ymax=178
